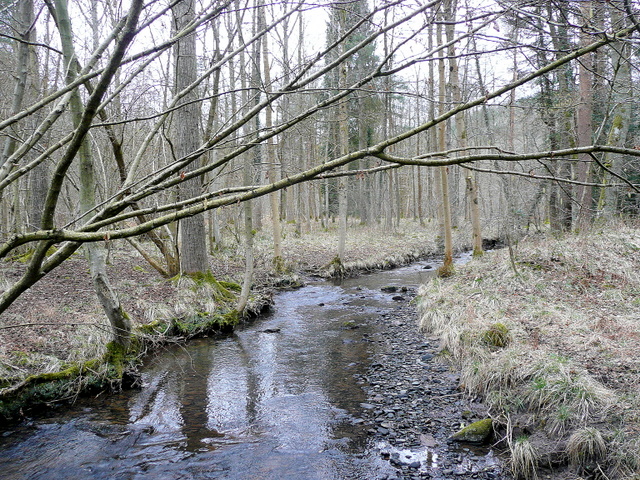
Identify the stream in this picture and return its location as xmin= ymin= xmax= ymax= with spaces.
xmin=0 ymin=254 xmax=507 ymax=479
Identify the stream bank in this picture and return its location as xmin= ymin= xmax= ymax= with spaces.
xmin=354 ymin=295 xmax=506 ymax=479
xmin=0 ymin=255 xmax=509 ymax=479
xmin=1 ymin=220 xmax=486 ymax=423
xmin=332 ymin=268 xmax=508 ymax=479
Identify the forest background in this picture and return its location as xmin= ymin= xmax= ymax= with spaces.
xmin=1 ymin=0 xmax=639 ymax=346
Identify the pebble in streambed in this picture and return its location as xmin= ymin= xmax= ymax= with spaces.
xmin=350 ymin=289 xmax=510 ymax=480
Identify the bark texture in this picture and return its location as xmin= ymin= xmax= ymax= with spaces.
xmin=173 ymin=0 xmax=208 ymax=275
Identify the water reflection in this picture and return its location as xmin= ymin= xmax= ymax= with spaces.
xmin=0 ymin=268 xmax=441 ymax=479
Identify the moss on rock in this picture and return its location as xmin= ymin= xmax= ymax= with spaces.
xmin=450 ymin=418 xmax=493 ymax=444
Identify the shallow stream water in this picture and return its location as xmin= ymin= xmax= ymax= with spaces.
xmin=0 ymin=253 xmax=500 ymax=480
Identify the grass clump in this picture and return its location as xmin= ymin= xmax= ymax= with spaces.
xmin=436 ymin=262 xmax=455 ymax=278
xmin=511 ymin=436 xmax=538 ymax=480
xmin=176 ymin=271 xmax=237 ymax=303
xmin=524 ymin=367 xmax=614 ymax=435
xmin=567 ymin=427 xmax=607 ymax=470
xmin=482 ymin=322 xmax=511 ymax=348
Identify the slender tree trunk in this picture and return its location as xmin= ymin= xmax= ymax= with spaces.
xmin=336 ymin=10 xmax=348 ymax=261
xmin=236 ymin=0 xmax=260 ymax=313
xmin=337 ymin=109 xmax=348 ymax=259
xmin=447 ymin=0 xmax=482 ymax=256
xmin=55 ymin=0 xmax=132 ymax=347
xmin=27 ymin=5 xmax=49 ymax=232
xmin=0 ymin=0 xmax=33 ymax=169
xmin=261 ymin=10 xmax=283 ymax=271
xmin=575 ymin=1 xmax=594 ymax=228
xmin=203 ymin=33 xmax=223 ymax=253
xmin=499 ymin=25 xmax=520 ymax=234
xmin=437 ymin=8 xmax=453 ymax=276
xmin=426 ymin=16 xmax=442 ymax=230
xmin=1 ymin=0 xmax=35 ymax=238
xmin=237 ymin=157 xmax=255 ymax=313
xmin=549 ymin=6 xmax=575 ymax=231
xmin=598 ymin=6 xmax=631 ymax=215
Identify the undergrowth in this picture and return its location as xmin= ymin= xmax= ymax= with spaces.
xmin=417 ymin=221 xmax=640 ymax=479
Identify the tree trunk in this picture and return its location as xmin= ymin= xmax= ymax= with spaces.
xmin=548 ymin=6 xmax=575 ymax=232
xmin=173 ymin=0 xmax=208 ymax=275
xmin=28 ymin=20 xmax=49 ymax=232
xmin=55 ymin=0 xmax=132 ymax=348
xmin=437 ymin=7 xmax=453 ymax=276
xmin=598 ymin=6 xmax=631 ymax=215
xmin=236 ymin=0 xmax=259 ymax=313
xmin=1 ymin=0 xmax=35 ymax=238
xmin=336 ymin=11 xmax=348 ymax=261
xmin=446 ymin=0 xmax=482 ymax=256
xmin=575 ymin=1 xmax=594 ymax=228
xmin=261 ymin=9 xmax=283 ymax=271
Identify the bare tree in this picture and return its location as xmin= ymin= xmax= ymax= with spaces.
xmin=173 ymin=0 xmax=209 ymax=275
xmin=0 ymin=0 xmax=639 ymax=326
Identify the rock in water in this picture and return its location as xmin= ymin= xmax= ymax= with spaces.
xmin=381 ymin=286 xmax=398 ymax=293
xmin=262 ymin=328 xmax=281 ymax=334
xmin=449 ymin=418 xmax=493 ymax=444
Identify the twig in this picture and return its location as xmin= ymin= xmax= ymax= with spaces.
xmin=0 ymin=322 xmax=101 ymax=330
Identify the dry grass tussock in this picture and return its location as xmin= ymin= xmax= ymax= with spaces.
xmin=511 ymin=436 xmax=539 ymax=480
xmin=417 ymin=220 xmax=640 ymax=479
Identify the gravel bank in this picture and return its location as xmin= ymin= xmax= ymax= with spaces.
xmin=353 ymin=289 xmax=512 ymax=480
